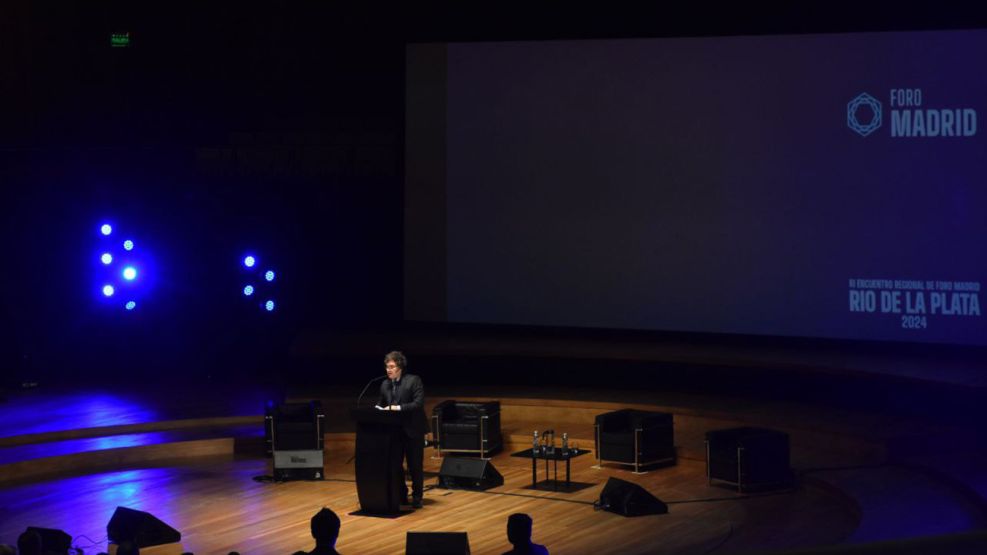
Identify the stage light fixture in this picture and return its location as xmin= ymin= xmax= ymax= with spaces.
xmin=240 ymin=252 xmax=277 ymax=312
xmin=94 ymin=222 xmax=153 ymax=312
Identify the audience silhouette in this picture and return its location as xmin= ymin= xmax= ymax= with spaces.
xmin=503 ymin=513 xmax=549 ymax=555
xmin=291 ymin=507 xmax=342 ymax=555
xmin=6 ymin=506 xmax=555 ymax=554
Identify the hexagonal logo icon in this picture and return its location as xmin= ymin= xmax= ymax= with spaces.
xmin=847 ymin=93 xmax=882 ymax=137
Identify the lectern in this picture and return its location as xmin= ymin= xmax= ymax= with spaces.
xmin=351 ymin=408 xmax=410 ymax=515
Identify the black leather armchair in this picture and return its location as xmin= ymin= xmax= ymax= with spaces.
xmin=432 ymin=400 xmax=503 ymax=459
xmin=595 ymin=409 xmax=675 ymax=473
xmin=705 ymin=427 xmax=790 ymax=492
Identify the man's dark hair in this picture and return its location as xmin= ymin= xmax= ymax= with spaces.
xmin=384 ymin=351 xmax=407 ymax=370
xmin=507 ymin=513 xmax=533 ymax=545
xmin=311 ymin=507 xmax=341 ymax=546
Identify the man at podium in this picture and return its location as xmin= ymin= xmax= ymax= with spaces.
xmin=375 ymin=351 xmax=428 ymax=508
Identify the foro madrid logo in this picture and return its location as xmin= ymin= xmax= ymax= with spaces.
xmin=847 ymin=93 xmax=882 ymax=137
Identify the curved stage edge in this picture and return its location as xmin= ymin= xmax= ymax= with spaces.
xmin=0 ymin=383 xmax=986 ymax=554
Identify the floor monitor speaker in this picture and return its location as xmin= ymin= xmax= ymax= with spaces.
xmin=437 ymin=457 xmax=503 ymax=491
xmin=596 ymin=477 xmax=668 ymax=517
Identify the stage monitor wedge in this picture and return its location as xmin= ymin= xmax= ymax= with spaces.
xmin=107 ymin=506 xmax=182 ymax=548
xmin=407 ymin=531 xmax=471 ymax=555
xmin=596 ymin=477 xmax=668 ymax=517
xmin=437 ymin=456 xmax=503 ymax=490
xmin=24 ymin=527 xmax=72 ymax=553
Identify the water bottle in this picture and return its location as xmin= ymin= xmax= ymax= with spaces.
xmin=562 ymin=432 xmax=569 ymax=457
xmin=533 ymin=430 xmax=540 ymax=456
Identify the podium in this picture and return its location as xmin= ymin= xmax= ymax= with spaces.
xmin=351 ymin=408 xmax=411 ymax=516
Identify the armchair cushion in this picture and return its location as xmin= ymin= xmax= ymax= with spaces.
xmin=706 ymin=427 xmax=790 ymax=486
xmin=432 ymin=400 xmax=503 ymax=454
xmin=443 ymin=421 xmax=482 ymax=433
xmin=595 ymin=409 xmax=675 ymax=466
xmin=434 ymin=400 xmax=500 ymax=420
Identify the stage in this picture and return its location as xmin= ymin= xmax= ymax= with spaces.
xmin=2 ymin=380 xmax=987 ymax=553
xmin=0 ymin=436 xmax=854 ymax=554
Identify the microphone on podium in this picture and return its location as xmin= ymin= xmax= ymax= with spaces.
xmin=356 ymin=375 xmax=387 ymax=407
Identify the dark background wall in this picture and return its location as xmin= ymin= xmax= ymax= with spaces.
xmin=1 ymin=3 xmax=986 ymax=387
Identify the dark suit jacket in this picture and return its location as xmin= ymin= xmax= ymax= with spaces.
xmin=377 ymin=373 xmax=428 ymax=437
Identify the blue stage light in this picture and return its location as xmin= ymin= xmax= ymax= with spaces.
xmin=244 ymin=255 xmax=256 ymax=268
xmin=125 ymin=301 xmax=136 ymax=310
xmin=103 ymin=285 xmax=115 ymax=297
xmin=123 ymin=240 xmax=134 ymax=251
xmin=100 ymin=224 xmax=112 ymax=236
xmin=243 ymin=285 xmax=254 ymax=296
xmin=101 ymin=253 xmax=113 ymax=265
xmin=122 ymin=267 xmax=137 ymax=281
xmin=265 ymin=300 xmax=275 ymax=312
xmin=265 ymin=270 xmax=275 ymax=282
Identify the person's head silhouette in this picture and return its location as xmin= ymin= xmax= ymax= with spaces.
xmin=507 ymin=513 xmax=533 ymax=546
xmin=505 ymin=513 xmax=549 ymax=555
xmin=311 ymin=507 xmax=341 ymax=548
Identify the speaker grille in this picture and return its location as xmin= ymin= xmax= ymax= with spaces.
xmin=407 ymin=531 xmax=471 ymax=555
xmin=598 ymin=477 xmax=668 ymax=517
xmin=437 ymin=457 xmax=503 ymax=490
xmin=107 ymin=506 xmax=182 ymax=548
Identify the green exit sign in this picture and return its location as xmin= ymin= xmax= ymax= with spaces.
xmin=110 ymin=33 xmax=131 ymax=48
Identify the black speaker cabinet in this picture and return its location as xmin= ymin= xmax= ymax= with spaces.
xmin=437 ymin=457 xmax=503 ymax=490
xmin=597 ymin=477 xmax=668 ymax=517
xmin=266 ymin=401 xmax=326 ymax=481
xmin=706 ymin=427 xmax=791 ymax=492
xmin=406 ymin=531 xmax=471 ymax=555
xmin=24 ymin=527 xmax=72 ymax=553
xmin=107 ymin=506 xmax=182 ymax=548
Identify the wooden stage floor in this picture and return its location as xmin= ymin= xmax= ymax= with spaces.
xmin=4 ymin=381 xmax=987 ymax=553
xmin=0 ymin=446 xmax=856 ymax=554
